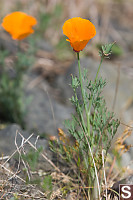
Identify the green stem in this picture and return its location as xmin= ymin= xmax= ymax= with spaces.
xmin=74 ymin=89 xmax=87 ymax=132
xmin=94 ymin=55 xmax=104 ymax=83
xmin=74 ymin=88 xmax=88 ymax=169
xmin=77 ymin=52 xmax=90 ymax=136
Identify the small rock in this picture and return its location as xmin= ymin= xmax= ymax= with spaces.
xmin=25 ymin=73 xmax=74 ymax=135
xmin=0 ymin=124 xmax=48 ymax=155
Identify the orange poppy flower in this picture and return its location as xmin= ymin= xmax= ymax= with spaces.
xmin=1 ymin=11 xmax=37 ymax=40
xmin=63 ymin=17 xmax=96 ymax=52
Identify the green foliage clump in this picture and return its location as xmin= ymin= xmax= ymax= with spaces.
xmin=97 ymin=42 xmax=123 ymax=58
xmin=50 ymin=43 xmax=120 ymax=198
xmin=22 ymin=147 xmax=42 ymax=171
xmin=65 ymin=74 xmax=119 ymax=180
xmin=42 ymin=175 xmax=53 ymax=194
xmin=0 ymin=43 xmax=35 ymax=128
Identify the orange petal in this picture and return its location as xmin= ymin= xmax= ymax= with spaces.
xmin=1 ymin=11 xmax=37 ymax=40
xmin=70 ymin=40 xmax=89 ymax=52
xmin=63 ymin=17 xmax=96 ymax=51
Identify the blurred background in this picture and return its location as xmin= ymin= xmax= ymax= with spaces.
xmin=0 ymin=0 xmax=133 ymax=137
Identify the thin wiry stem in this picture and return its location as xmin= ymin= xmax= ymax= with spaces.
xmin=18 ymin=131 xmax=61 ymax=172
xmin=79 ymin=121 xmax=101 ymax=200
xmin=15 ymin=130 xmax=31 ymax=181
xmin=102 ymin=149 xmax=108 ymax=200
xmin=3 ymin=133 xmax=34 ymax=166
xmin=83 ymin=131 xmax=101 ymax=200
